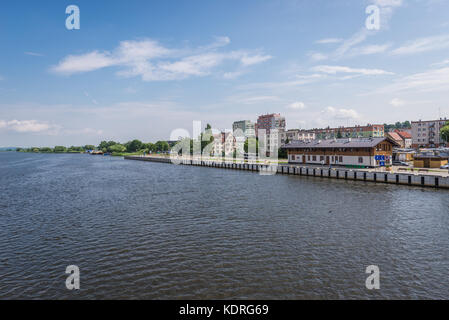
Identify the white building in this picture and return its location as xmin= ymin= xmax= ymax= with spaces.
xmin=280 ymin=129 xmax=315 ymax=145
xmin=411 ymin=118 xmax=448 ymax=148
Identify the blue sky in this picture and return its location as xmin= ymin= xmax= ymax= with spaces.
xmin=1 ymin=0 xmax=449 ymax=147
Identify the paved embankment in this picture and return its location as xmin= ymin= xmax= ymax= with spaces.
xmin=124 ymin=155 xmax=449 ymax=189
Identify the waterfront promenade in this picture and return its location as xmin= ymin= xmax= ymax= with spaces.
xmin=125 ymin=155 xmax=449 ymax=189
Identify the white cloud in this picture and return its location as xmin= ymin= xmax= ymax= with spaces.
xmin=287 ymin=102 xmax=306 ymax=110
xmin=52 ymin=51 xmax=116 ymax=74
xmin=312 ymin=65 xmax=394 ymax=76
xmin=431 ymin=59 xmax=449 ymax=67
xmin=390 ymin=98 xmax=405 ymax=107
xmin=311 ymin=0 xmax=403 ymax=61
xmin=0 ymin=120 xmax=60 ymax=134
xmin=64 ymin=128 xmax=103 ymax=136
xmin=324 ymin=106 xmax=360 ymax=120
xmin=350 ymin=43 xmax=392 ymax=55
xmin=392 ymin=34 xmax=449 ymax=55
xmin=24 ymin=51 xmax=43 ymax=57
xmin=237 ymin=96 xmax=280 ymax=104
xmin=51 ymin=38 xmax=271 ymax=81
xmin=239 ymin=54 xmax=272 ymax=66
xmin=379 ymin=66 xmax=449 ymax=93
xmin=373 ymin=0 xmax=402 ymax=7
xmin=309 ymin=52 xmax=328 ymax=61
xmin=315 ymin=38 xmax=343 ymax=44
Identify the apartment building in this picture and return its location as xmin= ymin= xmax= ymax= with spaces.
xmin=411 ymin=118 xmax=448 ymax=148
xmin=311 ymin=124 xmax=384 ymax=140
xmin=256 ymin=113 xmax=286 ymax=156
xmin=280 ymin=129 xmax=315 ymax=145
xmin=212 ymin=132 xmax=235 ymax=156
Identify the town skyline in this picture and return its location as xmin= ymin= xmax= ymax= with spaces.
xmin=1 ymin=0 xmax=449 ymax=147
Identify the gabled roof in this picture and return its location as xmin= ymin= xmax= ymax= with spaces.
xmin=396 ymin=131 xmax=412 ymax=139
xmin=387 ymin=132 xmax=402 ymax=141
xmin=282 ymin=137 xmax=400 ymax=149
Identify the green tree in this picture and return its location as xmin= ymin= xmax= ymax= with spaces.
xmin=126 ymin=139 xmax=143 ymax=152
xmin=336 ymin=130 xmax=342 ymax=138
xmin=402 ymin=121 xmax=411 ymax=128
xmin=278 ymin=147 xmax=287 ymax=159
xmin=441 ymin=124 xmax=449 ymax=143
xmin=40 ymin=147 xmax=53 ymax=153
xmin=108 ymin=144 xmax=126 ymax=153
xmin=53 ymin=146 xmax=67 ymax=153
xmin=244 ymin=137 xmax=259 ymax=155
xmin=155 ymin=141 xmax=169 ymax=152
xmin=99 ymin=141 xmax=118 ymax=150
xmin=84 ymin=145 xmax=96 ymax=151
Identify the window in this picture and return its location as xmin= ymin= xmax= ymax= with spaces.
xmin=312 ymin=156 xmax=316 ymax=161
xmin=292 ymin=155 xmax=295 ymax=161
xmin=308 ymin=155 xmax=310 ymax=161
xmin=320 ymin=156 xmax=324 ymax=161
xmin=358 ymin=157 xmax=363 ymax=163
xmin=339 ymin=156 xmax=343 ymax=163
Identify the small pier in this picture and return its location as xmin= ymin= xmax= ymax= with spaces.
xmin=124 ymin=156 xmax=449 ymax=189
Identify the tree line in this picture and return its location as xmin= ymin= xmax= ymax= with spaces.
xmin=16 ymin=139 xmax=172 ymax=155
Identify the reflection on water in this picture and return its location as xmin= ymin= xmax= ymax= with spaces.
xmin=0 ymin=152 xmax=448 ymax=299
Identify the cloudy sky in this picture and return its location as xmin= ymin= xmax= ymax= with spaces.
xmin=1 ymin=0 xmax=449 ymax=147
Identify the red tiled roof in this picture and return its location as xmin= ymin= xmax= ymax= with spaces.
xmin=387 ymin=132 xmax=402 ymax=141
xmin=396 ymin=131 xmax=412 ymax=139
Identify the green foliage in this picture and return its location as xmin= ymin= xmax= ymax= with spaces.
xmin=108 ymin=144 xmax=126 ymax=153
xmin=84 ymin=145 xmax=96 ymax=151
xmin=53 ymin=146 xmax=67 ymax=153
xmin=244 ymin=137 xmax=259 ymax=155
xmin=98 ymin=141 xmax=119 ymax=150
xmin=39 ymin=147 xmax=53 ymax=153
xmin=384 ymin=121 xmax=411 ymax=132
xmin=278 ymin=147 xmax=287 ymax=159
xmin=441 ymin=124 xmax=449 ymax=143
xmin=125 ymin=139 xmax=143 ymax=152
xmin=154 ymin=141 xmax=169 ymax=152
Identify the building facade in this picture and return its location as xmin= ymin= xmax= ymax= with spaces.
xmin=232 ymin=120 xmax=255 ymax=137
xmin=212 ymin=132 xmax=235 ymax=156
xmin=411 ymin=118 xmax=448 ymax=148
xmin=394 ymin=130 xmax=412 ymax=148
xmin=232 ymin=120 xmax=255 ymax=155
xmin=311 ymin=124 xmax=384 ymax=140
xmin=283 ymin=137 xmax=399 ymax=168
xmin=256 ymin=113 xmax=286 ymax=156
xmin=280 ymin=129 xmax=315 ymax=145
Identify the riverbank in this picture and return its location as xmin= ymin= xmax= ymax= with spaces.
xmin=125 ymin=155 xmax=449 ymax=189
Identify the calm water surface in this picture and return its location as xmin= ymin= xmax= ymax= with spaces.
xmin=0 ymin=152 xmax=448 ymax=299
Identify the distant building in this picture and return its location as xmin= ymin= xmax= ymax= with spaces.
xmin=256 ymin=113 xmax=286 ymax=156
xmin=232 ymin=120 xmax=255 ymax=137
xmin=394 ymin=130 xmax=412 ymax=149
xmin=387 ymin=131 xmax=405 ymax=148
xmin=283 ymin=137 xmax=399 ymax=168
xmin=411 ymin=118 xmax=448 ymax=148
xmin=413 ymin=150 xmax=449 ymax=168
xmin=280 ymin=129 xmax=315 ymax=145
xmin=212 ymin=132 xmax=235 ymax=156
xmin=311 ymin=124 xmax=384 ymax=140
xmin=232 ymin=120 xmax=255 ymax=155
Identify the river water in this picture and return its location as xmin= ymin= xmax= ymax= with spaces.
xmin=0 ymin=152 xmax=448 ymax=299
